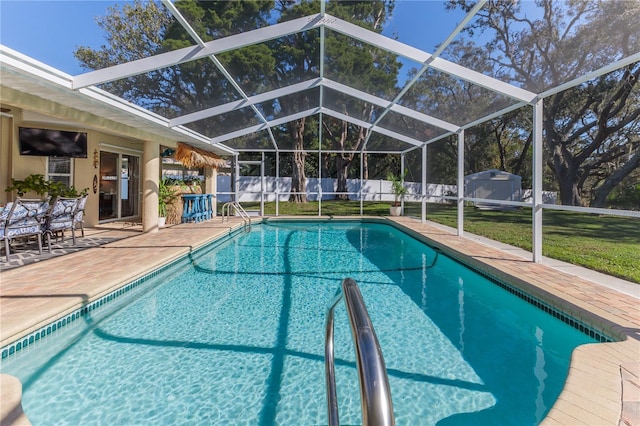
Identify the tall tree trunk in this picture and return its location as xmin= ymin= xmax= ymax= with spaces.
xmin=511 ymin=131 xmax=532 ymax=177
xmin=289 ymin=118 xmax=307 ymax=203
xmin=545 ymin=101 xmax=583 ymax=206
xmin=334 ymin=118 xmax=369 ymax=200
xmin=321 ymin=152 xmax=330 ymax=179
xmin=592 ymin=150 xmax=640 ymax=207
xmin=551 ymin=143 xmax=583 ymax=205
xmin=335 ymin=155 xmax=350 ymax=200
xmin=556 ymin=173 xmax=583 ymax=205
xmin=334 ymin=121 xmax=351 ymax=200
xmin=362 ymin=152 xmax=368 ymax=180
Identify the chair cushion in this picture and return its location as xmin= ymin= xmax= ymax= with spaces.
xmin=0 ymin=202 xmax=13 ymax=221
xmin=48 ymin=220 xmax=74 ymax=231
xmin=45 ymin=198 xmax=78 ymax=233
xmin=5 ymin=224 xmax=42 ymax=238
xmin=0 ymin=200 xmax=49 ymax=240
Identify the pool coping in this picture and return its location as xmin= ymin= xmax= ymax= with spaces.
xmin=0 ymin=216 xmax=638 ymax=425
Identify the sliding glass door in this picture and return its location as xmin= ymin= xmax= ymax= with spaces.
xmin=99 ymin=151 xmax=140 ymax=221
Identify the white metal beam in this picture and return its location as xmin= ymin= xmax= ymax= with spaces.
xmin=324 ymin=105 xmax=426 ymax=147
xmin=209 ymin=107 xmax=321 ymax=144
xmin=161 ymin=0 xmax=279 ymax=150
xmin=323 ymin=79 xmax=459 ymax=132
xmin=367 ymin=125 xmax=424 ymax=147
xmin=537 ymin=52 xmax=640 ymax=99
xmin=457 ymin=130 xmax=465 ymax=236
xmin=430 ymin=57 xmax=537 ymax=103
xmin=532 ymin=99 xmax=544 ymax=262
xmin=422 ymin=144 xmax=427 ymax=223
xmin=364 ymin=0 xmax=486 ymax=149
xmin=168 ymin=78 xmax=322 ymax=127
xmin=323 ymin=14 xmax=537 ymax=103
xmin=460 ymin=101 xmax=528 ymax=130
xmin=72 ymin=14 xmax=324 ymax=89
xmin=207 ymin=104 xmax=426 ymax=150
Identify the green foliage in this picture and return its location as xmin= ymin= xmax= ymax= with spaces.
xmin=446 ymin=0 xmax=640 ymax=206
xmin=75 ymin=0 xmax=402 ymax=200
xmin=607 ymin=183 xmax=640 ymax=210
xmin=424 ymin=203 xmax=639 ymax=283
xmin=158 ymin=178 xmax=178 ymax=217
xmin=386 ymin=171 xmax=408 ymax=205
xmin=6 ymin=174 xmax=88 ymax=198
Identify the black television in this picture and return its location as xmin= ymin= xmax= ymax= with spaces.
xmin=19 ymin=127 xmax=88 ymax=158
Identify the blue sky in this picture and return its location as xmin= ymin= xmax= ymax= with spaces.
xmin=0 ymin=0 xmax=465 ymax=76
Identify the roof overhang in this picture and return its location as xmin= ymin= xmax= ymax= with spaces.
xmin=0 ymin=46 xmax=235 ymax=156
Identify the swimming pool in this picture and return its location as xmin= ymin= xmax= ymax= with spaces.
xmin=0 ymin=220 xmax=600 ymax=425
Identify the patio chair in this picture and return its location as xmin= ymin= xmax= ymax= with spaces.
xmin=0 ymin=198 xmax=50 ymax=262
xmin=44 ymin=196 xmax=79 ymax=250
xmin=73 ymin=194 xmax=88 ymax=237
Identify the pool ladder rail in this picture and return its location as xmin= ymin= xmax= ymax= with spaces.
xmin=221 ymin=201 xmax=251 ymax=231
xmin=325 ymin=278 xmax=395 ymax=426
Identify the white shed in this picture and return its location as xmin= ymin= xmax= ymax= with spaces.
xmin=464 ymin=169 xmax=522 ymax=209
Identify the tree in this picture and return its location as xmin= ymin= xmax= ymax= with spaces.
xmin=75 ymin=0 xmax=274 ymax=131
xmin=447 ymin=0 xmax=640 ymax=206
xmin=401 ymin=40 xmax=534 ymax=185
xmin=74 ymin=0 xmax=404 ymax=203
xmin=321 ymin=1 xmax=399 ymax=200
xmin=74 ymin=0 xmax=173 ymax=105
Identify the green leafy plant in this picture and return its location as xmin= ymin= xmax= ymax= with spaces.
xmin=158 ymin=178 xmax=178 ymax=217
xmin=387 ymin=172 xmax=408 ymax=206
xmin=6 ymin=174 xmax=88 ymax=198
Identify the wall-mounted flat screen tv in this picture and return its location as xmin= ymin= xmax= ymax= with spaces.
xmin=19 ymin=127 xmax=88 ymax=158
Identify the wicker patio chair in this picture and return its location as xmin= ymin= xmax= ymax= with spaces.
xmin=43 ymin=196 xmax=79 ymax=250
xmin=73 ymin=194 xmax=88 ymax=237
xmin=0 ymin=198 xmax=50 ymax=262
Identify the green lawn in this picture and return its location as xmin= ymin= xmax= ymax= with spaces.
xmin=231 ymin=200 xmax=639 ymax=283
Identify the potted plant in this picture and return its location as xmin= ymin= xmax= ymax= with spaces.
xmin=6 ymin=174 xmax=88 ymax=198
xmin=158 ymin=178 xmax=177 ymax=227
xmin=387 ymin=172 xmax=408 ymax=216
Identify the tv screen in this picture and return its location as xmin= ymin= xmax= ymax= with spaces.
xmin=19 ymin=127 xmax=88 ymax=158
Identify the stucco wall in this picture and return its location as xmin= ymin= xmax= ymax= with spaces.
xmin=0 ymin=104 xmax=151 ymax=227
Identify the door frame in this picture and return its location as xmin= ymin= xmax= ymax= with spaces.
xmin=98 ymin=144 xmax=142 ymax=223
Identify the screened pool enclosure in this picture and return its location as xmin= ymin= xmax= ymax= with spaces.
xmin=1 ymin=0 xmax=638 ymax=263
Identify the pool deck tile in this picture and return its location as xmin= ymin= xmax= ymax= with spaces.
xmin=1 ymin=216 xmax=638 ymax=426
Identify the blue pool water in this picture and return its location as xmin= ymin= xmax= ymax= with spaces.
xmin=1 ymin=221 xmax=597 ymax=425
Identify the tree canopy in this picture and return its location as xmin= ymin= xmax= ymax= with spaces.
xmin=74 ymin=0 xmax=639 ymax=209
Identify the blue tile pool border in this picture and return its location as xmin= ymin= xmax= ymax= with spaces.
xmin=0 ymin=220 xmax=613 ymax=361
xmin=466 ymin=265 xmax=613 ymax=343
xmin=1 ymin=229 xmax=241 ymax=361
xmin=1 ymin=253 xmax=183 ymax=360
xmin=386 ymin=220 xmax=616 ymax=343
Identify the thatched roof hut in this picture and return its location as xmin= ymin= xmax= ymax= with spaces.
xmin=174 ymin=142 xmax=228 ymax=169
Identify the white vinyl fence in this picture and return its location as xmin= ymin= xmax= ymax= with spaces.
xmin=218 ymin=176 xmax=455 ymax=203
xmin=215 ymin=176 xmax=557 ymax=205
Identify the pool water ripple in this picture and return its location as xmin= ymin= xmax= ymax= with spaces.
xmin=0 ymin=222 xmax=596 ymax=425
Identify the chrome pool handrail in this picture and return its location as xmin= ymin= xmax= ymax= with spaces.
xmin=221 ymin=201 xmax=251 ymax=231
xmin=325 ymin=278 xmax=395 ymax=426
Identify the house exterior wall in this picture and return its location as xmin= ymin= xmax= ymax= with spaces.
xmin=0 ymin=97 xmax=180 ymax=230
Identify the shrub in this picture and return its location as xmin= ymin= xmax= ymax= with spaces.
xmin=6 ymin=174 xmax=88 ymax=198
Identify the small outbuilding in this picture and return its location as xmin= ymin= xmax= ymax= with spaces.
xmin=464 ymin=169 xmax=522 ymax=209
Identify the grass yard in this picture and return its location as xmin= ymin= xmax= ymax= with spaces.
xmin=233 ymin=201 xmax=639 ymax=283
xmin=423 ymin=204 xmax=639 ymax=283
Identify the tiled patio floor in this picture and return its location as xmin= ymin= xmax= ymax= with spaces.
xmin=1 ymin=216 xmax=638 ymax=426
xmin=0 ymin=222 xmax=144 ymax=271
